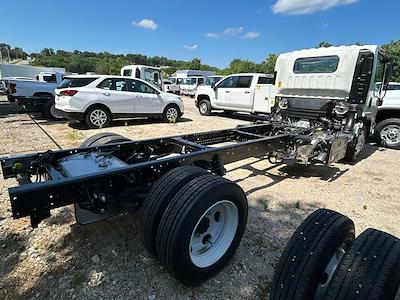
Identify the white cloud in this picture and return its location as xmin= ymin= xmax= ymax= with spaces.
xmin=183 ymin=44 xmax=198 ymax=50
xmin=133 ymin=19 xmax=158 ymax=30
xmin=206 ymin=32 xmax=219 ymax=38
xmin=223 ymin=26 xmax=244 ymax=36
xmin=241 ymin=31 xmax=261 ymax=40
xmin=272 ymin=0 xmax=358 ymax=15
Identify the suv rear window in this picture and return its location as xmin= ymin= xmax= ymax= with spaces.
xmin=293 ymin=56 xmax=339 ymax=74
xmin=59 ymin=77 xmax=98 ymax=88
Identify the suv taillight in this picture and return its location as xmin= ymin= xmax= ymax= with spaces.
xmin=60 ymin=90 xmax=78 ymax=96
xmin=9 ymin=83 xmax=16 ymax=93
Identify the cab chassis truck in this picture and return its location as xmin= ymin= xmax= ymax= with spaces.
xmin=0 ymin=45 xmax=394 ymax=289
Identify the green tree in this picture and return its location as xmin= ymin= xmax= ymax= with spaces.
xmin=382 ymin=40 xmax=400 ymax=82
xmin=318 ymin=41 xmax=333 ymax=48
xmin=188 ymin=58 xmax=201 ymax=70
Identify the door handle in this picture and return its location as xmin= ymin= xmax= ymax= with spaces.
xmin=103 ymin=92 xmax=110 ymax=96
xmin=225 ymin=91 xmax=230 ymax=93
xmin=244 ymin=91 xmax=250 ymax=94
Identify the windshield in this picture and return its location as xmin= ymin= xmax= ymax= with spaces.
xmin=206 ymin=77 xmax=222 ymax=85
xmin=143 ymin=68 xmax=162 ymax=89
xmin=169 ymin=77 xmax=177 ymax=84
xmin=183 ymin=78 xmax=197 ymax=85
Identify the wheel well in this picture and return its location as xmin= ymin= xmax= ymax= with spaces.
xmin=85 ymin=104 xmax=112 ymax=119
xmin=376 ymin=109 xmax=400 ymax=124
xmin=197 ymin=94 xmax=210 ymax=102
xmin=164 ymin=103 xmax=181 ymax=115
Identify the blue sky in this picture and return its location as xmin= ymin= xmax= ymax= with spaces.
xmin=1 ymin=0 xmax=399 ymax=68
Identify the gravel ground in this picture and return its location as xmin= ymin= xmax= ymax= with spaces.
xmin=0 ymin=96 xmax=399 ymax=299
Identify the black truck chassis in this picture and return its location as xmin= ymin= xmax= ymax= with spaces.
xmin=1 ymin=122 xmax=344 ymax=228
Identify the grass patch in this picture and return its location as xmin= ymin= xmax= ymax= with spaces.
xmin=66 ymin=130 xmax=84 ymax=140
xmin=295 ymin=200 xmax=301 ymax=209
xmin=258 ymin=198 xmax=271 ymax=212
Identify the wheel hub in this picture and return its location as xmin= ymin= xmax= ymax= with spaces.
xmin=380 ymin=125 xmax=400 ymax=145
xmin=189 ymin=200 xmax=238 ymax=268
xmin=166 ymin=107 xmax=178 ymax=122
xmin=90 ymin=110 xmax=107 ymax=126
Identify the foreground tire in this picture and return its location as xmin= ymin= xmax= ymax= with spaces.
xmin=139 ymin=166 xmax=209 ymax=256
xmin=375 ymin=118 xmax=400 ymax=149
xmin=271 ymin=209 xmax=355 ymax=300
xmin=156 ymin=174 xmax=248 ymax=285
xmin=344 ymin=125 xmax=367 ymax=162
xmin=80 ymin=132 xmax=131 ymax=148
xmin=85 ymin=106 xmax=111 ymax=128
xmin=44 ymin=101 xmax=64 ymax=120
xmin=326 ymin=228 xmax=400 ymax=300
xmin=198 ymin=99 xmax=212 ymax=116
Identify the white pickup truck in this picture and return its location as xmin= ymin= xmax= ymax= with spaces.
xmin=195 ymin=73 xmax=274 ymax=115
xmin=375 ymin=82 xmax=400 ymax=148
xmin=6 ymin=72 xmax=65 ymax=119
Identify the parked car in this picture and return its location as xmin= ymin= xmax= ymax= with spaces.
xmin=195 ymin=73 xmax=275 ymax=115
xmin=375 ymin=82 xmax=400 ymax=148
xmin=5 ymin=72 xmax=65 ymax=119
xmin=55 ymin=75 xmax=184 ymax=128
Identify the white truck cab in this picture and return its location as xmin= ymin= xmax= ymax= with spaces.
xmin=121 ymin=65 xmax=164 ymax=91
xmin=180 ymin=76 xmax=205 ymax=96
xmin=195 ymin=73 xmax=274 ymax=115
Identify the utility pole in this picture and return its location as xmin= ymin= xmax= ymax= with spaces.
xmin=0 ymin=47 xmax=3 ymax=63
xmin=7 ymin=46 xmax=11 ymax=62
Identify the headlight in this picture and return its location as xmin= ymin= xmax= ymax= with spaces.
xmin=278 ymin=98 xmax=289 ymax=110
xmin=333 ymin=101 xmax=350 ymax=116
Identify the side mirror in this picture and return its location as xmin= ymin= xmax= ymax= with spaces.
xmin=211 ymin=82 xmax=216 ymax=90
xmin=383 ymin=61 xmax=393 ymax=90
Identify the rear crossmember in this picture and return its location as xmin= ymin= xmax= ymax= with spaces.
xmin=1 ymin=123 xmax=304 ymax=227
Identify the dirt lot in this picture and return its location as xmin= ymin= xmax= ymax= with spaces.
xmin=0 ymin=95 xmax=399 ymax=299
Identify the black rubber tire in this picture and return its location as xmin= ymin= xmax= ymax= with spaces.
xmin=271 ymin=208 xmax=355 ymax=300
xmin=85 ymin=106 xmax=111 ymax=129
xmin=163 ymin=104 xmax=181 ymax=123
xmin=344 ymin=126 xmax=367 ymax=162
xmin=326 ymin=228 xmax=400 ymax=300
xmin=155 ymin=174 xmax=248 ymax=285
xmin=198 ymin=99 xmax=212 ymax=116
xmin=80 ymin=132 xmax=131 ymax=148
xmin=375 ymin=118 xmax=400 ymax=149
xmin=139 ymin=166 xmax=209 ymax=257
xmin=44 ymin=100 xmax=64 ymax=121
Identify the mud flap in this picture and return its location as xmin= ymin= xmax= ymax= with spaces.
xmin=327 ymin=137 xmax=348 ymax=165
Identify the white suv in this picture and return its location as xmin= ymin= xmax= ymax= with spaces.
xmin=55 ymin=75 xmax=184 ymax=128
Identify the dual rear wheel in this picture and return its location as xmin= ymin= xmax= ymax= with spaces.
xmin=139 ymin=166 xmax=248 ymax=285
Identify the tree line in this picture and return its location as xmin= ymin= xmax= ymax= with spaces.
xmin=1 ymin=41 xmax=399 ymax=81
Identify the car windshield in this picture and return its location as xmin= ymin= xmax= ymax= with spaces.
xmin=169 ymin=78 xmax=177 ymax=84
xmin=184 ymin=78 xmax=197 ymax=85
xmin=206 ymin=77 xmax=222 ymax=85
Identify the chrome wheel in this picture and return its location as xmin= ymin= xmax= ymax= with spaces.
xmin=199 ymin=102 xmax=208 ymax=114
xmin=89 ymin=109 xmax=108 ymax=127
xmin=50 ymin=104 xmax=64 ymax=119
xmin=314 ymin=243 xmax=347 ymax=300
xmin=189 ymin=200 xmax=238 ymax=268
xmin=165 ymin=107 xmax=178 ymax=122
xmin=380 ymin=124 xmax=400 ymax=146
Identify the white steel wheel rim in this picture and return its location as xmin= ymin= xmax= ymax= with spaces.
xmin=90 ymin=109 xmax=107 ymax=127
xmin=189 ymin=200 xmax=239 ymax=268
xmin=50 ymin=104 xmax=64 ymax=119
xmin=200 ymin=102 xmax=208 ymax=114
xmin=380 ymin=125 xmax=400 ymax=145
xmin=166 ymin=107 xmax=178 ymax=121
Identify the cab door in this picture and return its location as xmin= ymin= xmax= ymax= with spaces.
xmin=229 ymin=75 xmax=254 ymax=111
xmin=126 ymin=79 xmax=162 ymax=114
xmin=213 ymin=76 xmax=235 ymax=107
